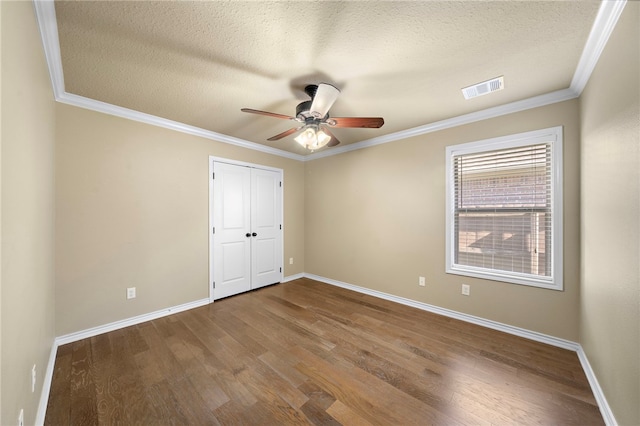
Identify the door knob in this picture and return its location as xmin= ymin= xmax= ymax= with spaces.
xmin=245 ymin=233 xmax=251 ymax=238
xmin=252 ymin=232 xmax=257 ymax=237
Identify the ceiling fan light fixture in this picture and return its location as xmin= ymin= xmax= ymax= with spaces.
xmin=294 ymin=127 xmax=314 ymax=147
xmin=315 ymin=129 xmax=332 ymax=147
xmin=242 ymin=82 xmax=384 ymax=150
xmin=294 ymin=126 xmax=331 ymax=150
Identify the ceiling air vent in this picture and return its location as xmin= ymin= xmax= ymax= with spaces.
xmin=462 ymin=76 xmax=504 ymax=100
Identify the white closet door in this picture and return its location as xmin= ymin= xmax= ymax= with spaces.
xmin=212 ymin=161 xmax=283 ymax=300
xmin=251 ymin=168 xmax=283 ymax=289
xmin=213 ymin=162 xmax=252 ymax=299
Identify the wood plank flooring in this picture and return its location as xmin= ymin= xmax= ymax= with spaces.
xmin=45 ymin=278 xmax=604 ymax=425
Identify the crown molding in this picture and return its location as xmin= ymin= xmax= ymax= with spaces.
xmin=34 ymin=0 xmax=624 ymax=163
xmin=33 ymin=0 xmax=64 ymax=98
xmin=570 ymin=0 xmax=627 ymax=95
xmin=57 ymin=92 xmax=305 ymax=161
xmin=32 ymin=0 xmax=304 ymax=161
xmin=305 ymin=88 xmax=577 ymax=161
xmin=306 ymin=0 xmax=626 ymax=161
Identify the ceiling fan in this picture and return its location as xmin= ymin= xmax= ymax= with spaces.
xmin=241 ymin=83 xmax=384 ymax=150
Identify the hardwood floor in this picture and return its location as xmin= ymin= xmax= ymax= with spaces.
xmin=45 ymin=278 xmax=604 ymax=425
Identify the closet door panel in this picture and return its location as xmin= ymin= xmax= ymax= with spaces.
xmin=212 ymin=161 xmax=283 ymax=299
xmin=213 ymin=163 xmax=252 ymax=299
xmin=251 ymin=168 xmax=282 ymax=289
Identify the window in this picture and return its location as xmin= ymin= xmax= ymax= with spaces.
xmin=445 ymin=127 xmax=563 ymax=290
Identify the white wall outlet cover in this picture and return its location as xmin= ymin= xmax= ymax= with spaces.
xmin=462 ymin=284 xmax=471 ymax=295
xmin=289 ymin=257 xmax=294 ymax=265
xmin=419 ymin=276 xmax=426 ymax=286
xmin=127 ymin=287 xmax=136 ymax=299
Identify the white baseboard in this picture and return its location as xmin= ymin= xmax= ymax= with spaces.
xmin=36 ymin=298 xmax=210 ymax=424
xmin=35 ymin=338 xmax=59 ymax=426
xmin=55 ymin=298 xmax=210 ymax=346
xmin=38 ymin=278 xmax=618 ymax=426
xmin=304 ymin=273 xmax=579 ymax=350
xmin=303 ymin=273 xmax=617 ymax=426
xmin=577 ymin=346 xmax=618 ymax=426
xmin=282 ymin=273 xmax=304 ymax=283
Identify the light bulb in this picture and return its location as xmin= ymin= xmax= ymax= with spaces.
xmin=294 ymin=128 xmax=316 ymax=147
xmin=314 ymin=130 xmax=331 ymax=148
xmin=294 ymin=126 xmax=331 ymax=150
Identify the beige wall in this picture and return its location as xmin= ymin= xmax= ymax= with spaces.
xmin=1 ymin=2 xmax=57 ymax=425
xmin=6 ymin=0 xmax=636 ymax=423
xmin=580 ymin=3 xmax=640 ymax=425
xmin=55 ymin=104 xmax=305 ymax=336
xmin=306 ymin=99 xmax=581 ymax=340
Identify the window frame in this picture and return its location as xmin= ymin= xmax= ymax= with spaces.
xmin=445 ymin=126 xmax=563 ymax=291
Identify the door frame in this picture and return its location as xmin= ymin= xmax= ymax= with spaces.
xmin=209 ymin=156 xmax=284 ymax=302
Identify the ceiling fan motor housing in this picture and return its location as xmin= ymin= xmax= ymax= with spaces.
xmin=296 ymin=100 xmax=313 ymax=118
xmin=304 ymin=84 xmax=318 ymax=98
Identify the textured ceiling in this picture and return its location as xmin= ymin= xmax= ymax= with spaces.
xmin=54 ymin=1 xmax=601 ymax=155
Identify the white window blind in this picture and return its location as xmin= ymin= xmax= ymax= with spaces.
xmin=446 ymin=127 xmax=563 ymax=290
xmin=454 ymin=143 xmax=551 ymax=277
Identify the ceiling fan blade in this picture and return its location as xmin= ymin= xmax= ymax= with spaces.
xmin=309 ymin=83 xmax=340 ymax=119
xmin=241 ymin=108 xmax=295 ymax=120
xmin=328 ymin=117 xmax=385 ymax=128
xmin=267 ymin=126 xmax=304 ymax=141
xmin=321 ymin=126 xmax=341 ymax=147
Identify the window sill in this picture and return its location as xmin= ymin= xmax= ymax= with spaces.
xmin=446 ymin=265 xmax=563 ymax=291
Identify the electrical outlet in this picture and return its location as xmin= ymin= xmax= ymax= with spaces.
xmin=419 ymin=276 xmax=426 ymax=287
xmin=31 ymin=364 xmax=36 ymax=392
xmin=18 ymin=409 xmax=24 ymax=426
xmin=289 ymin=257 xmax=294 ymax=265
xmin=461 ymin=284 xmax=470 ymax=296
xmin=127 ymin=287 xmax=136 ymax=299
